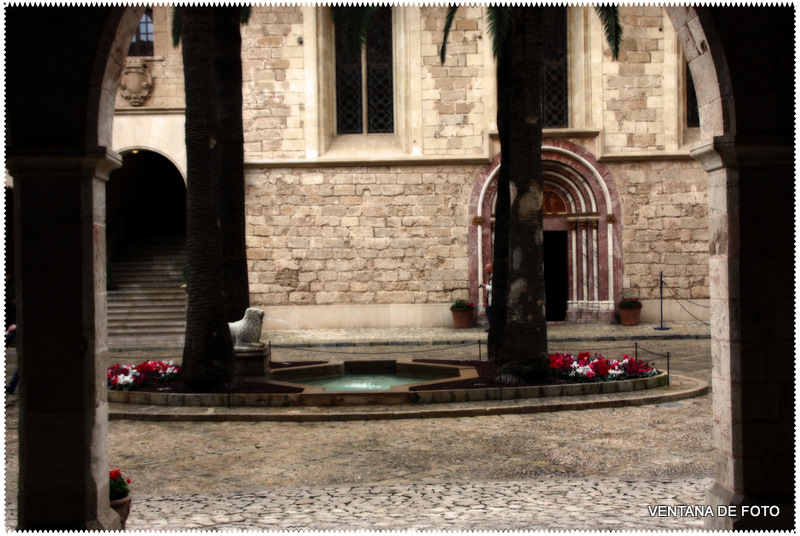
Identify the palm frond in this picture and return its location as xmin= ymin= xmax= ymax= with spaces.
xmin=240 ymin=6 xmax=252 ymax=26
xmin=486 ymin=6 xmax=511 ymax=60
xmin=172 ymin=7 xmax=182 ymax=47
xmin=594 ymin=5 xmax=622 ymax=61
xmin=440 ymin=5 xmax=460 ymax=64
xmin=333 ymin=5 xmax=380 ymax=57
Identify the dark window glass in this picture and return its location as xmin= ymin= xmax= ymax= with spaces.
xmin=365 ymin=9 xmax=394 ymax=133
xmin=129 ymin=9 xmax=154 ymax=57
xmin=334 ymin=7 xmax=394 ymax=134
xmin=335 ymin=14 xmax=364 ymax=134
xmin=542 ymin=7 xmax=569 ymax=128
xmin=686 ymin=63 xmax=700 ymax=128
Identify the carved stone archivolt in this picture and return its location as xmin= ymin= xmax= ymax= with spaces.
xmin=470 ymin=140 xmax=625 ymax=324
xmin=120 ymin=60 xmax=154 ymax=106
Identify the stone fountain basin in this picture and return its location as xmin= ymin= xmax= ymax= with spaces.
xmin=267 ymin=358 xmax=478 ymax=404
xmin=108 ymin=360 xmax=669 ymax=408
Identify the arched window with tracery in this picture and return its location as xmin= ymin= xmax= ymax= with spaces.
xmin=128 ymin=8 xmax=154 ymax=57
xmin=543 ymin=6 xmax=569 ymax=128
xmin=334 ymin=7 xmax=394 ymax=134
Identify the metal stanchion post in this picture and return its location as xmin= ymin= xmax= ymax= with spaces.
xmin=667 ymin=351 xmax=670 ymax=387
xmin=655 ymin=271 xmax=670 ymax=331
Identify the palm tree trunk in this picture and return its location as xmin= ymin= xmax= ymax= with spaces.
xmin=181 ymin=7 xmax=236 ymax=391
xmin=214 ymin=7 xmax=251 ymax=323
xmin=487 ymin=15 xmax=514 ymax=363
xmin=499 ymin=7 xmax=549 ymax=384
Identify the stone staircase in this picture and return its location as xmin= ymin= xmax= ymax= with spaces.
xmin=107 ymin=236 xmax=186 ymax=350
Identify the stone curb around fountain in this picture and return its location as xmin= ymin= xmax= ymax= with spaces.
xmin=108 ymin=374 xmax=707 ymax=422
xmin=108 ymin=369 xmax=668 ymax=407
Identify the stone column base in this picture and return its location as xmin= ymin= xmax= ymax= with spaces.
xmin=705 ymin=481 xmax=795 ymax=530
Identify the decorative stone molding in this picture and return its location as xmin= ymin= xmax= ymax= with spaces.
xmin=468 ymin=139 xmax=623 ymax=324
xmin=120 ymin=60 xmax=154 ymax=106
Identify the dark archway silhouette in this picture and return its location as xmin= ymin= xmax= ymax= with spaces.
xmin=107 ymin=149 xmax=186 ymax=259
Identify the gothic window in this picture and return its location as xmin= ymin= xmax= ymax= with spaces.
xmin=686 ymin=63 xmax=700 ymax=128
xmin=543 ymin=7 xmax=569 ymax=128
xmin=335 ymin=8 xmax=394 ymax=134
xmin=129 ymin=8 xmax=154 ymax=57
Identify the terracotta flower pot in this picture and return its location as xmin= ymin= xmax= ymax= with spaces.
xmin=110 ymin=496 xmax=132 ymax=529
xmin=450 ymin=307 xmax=475 ymax=329
xmin=618 ymin=305 xmax=642 ymax=326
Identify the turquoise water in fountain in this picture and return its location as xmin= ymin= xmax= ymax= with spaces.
xmin=301 ymin=373 xmax=422 ymax=391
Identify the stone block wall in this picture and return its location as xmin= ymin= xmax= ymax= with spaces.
xmin=241 ymin=7 xmax=306 ymax=160
xmin=117 ymin=6 xmax=694 ymax=158
xmin=243 ymin=155 xmax=710 ymax=314
xmin=603 ymin=6 xmax=671 ymax=152
xmin=613 ymin=159 xmax=709 ymax=300
xmin=115 ymin=8 xmax=185 ymax=109
xmin=419 ymin=6 xmax=488 ymax=156
xmin=112 ymin=5 xmax=712 ymax=324
xmin=244 ymin=165 xmax=476 ymax=309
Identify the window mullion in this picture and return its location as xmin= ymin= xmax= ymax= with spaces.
xmin=361 ymin=47 xmax=368 ymax=135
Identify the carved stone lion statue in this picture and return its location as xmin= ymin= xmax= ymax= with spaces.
xmin=228 ymin=308 xmax=265 ymax=350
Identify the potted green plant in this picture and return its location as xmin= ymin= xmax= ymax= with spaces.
xmin=617 ymin=297 xmax=643 ymax=326
xmin=109 ymin=469 xmax=132 ymax=529
xmin=450 ymin=299 xmax=475 ymax=329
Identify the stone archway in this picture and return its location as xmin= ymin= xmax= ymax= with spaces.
xmin=665 ymin=6 xmax=794 ymax=530
xmin=5 ymin=6 xmax=144 ymax=530
xmin=468 ymin=140 xmax=623 ymax=324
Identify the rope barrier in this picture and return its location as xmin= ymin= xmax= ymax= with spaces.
xmin=663 ymin=286 xmax=711 ymax=325
xmin=658 ymin=279 xmax=711 ymax=325
xmin=661 ymin=280 xmax=711 ymax=308
xmin=549 ymin=344 xmax=637 ymax=353
xmin=278 ymin=341 xmax=671 ymax=360
xmin=637 ymin=345 xmax=670 ymax=357
xmin=272 ymin=339 xmax=676 ymax=385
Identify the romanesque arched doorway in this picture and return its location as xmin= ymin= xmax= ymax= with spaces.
xmin=469 ymin=139 xmax=622 ymax=324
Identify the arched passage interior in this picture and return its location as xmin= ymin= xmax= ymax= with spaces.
xmin=107 ymin=149 xmax=186 ymax=260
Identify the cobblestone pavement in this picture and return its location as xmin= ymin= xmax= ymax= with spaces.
xmin=124 ymin=478 xmax=715 ymax=532
xmin=5 ymin=325 xmax=715 ymax=531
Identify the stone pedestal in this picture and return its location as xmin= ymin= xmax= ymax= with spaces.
xmin=235 ymin=344 xmax=270 ymax=379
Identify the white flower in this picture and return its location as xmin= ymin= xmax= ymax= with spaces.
xmin=571 ymin=365 xmax=593 ymax=378
xmin=115 ymin=373 xmax=136 ymax=386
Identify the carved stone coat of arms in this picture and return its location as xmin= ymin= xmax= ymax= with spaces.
xmin=120 ymin=61 xmax=154 ymax=106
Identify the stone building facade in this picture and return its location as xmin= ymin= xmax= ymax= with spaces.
xmin=112 ymin=5 xmax=710 ymax=328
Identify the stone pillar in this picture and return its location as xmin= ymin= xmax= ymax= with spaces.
xmin=7 ymin=148 xmax=122 ymax=530
xmin=692 ymin=138 xmax=794 ymax=530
